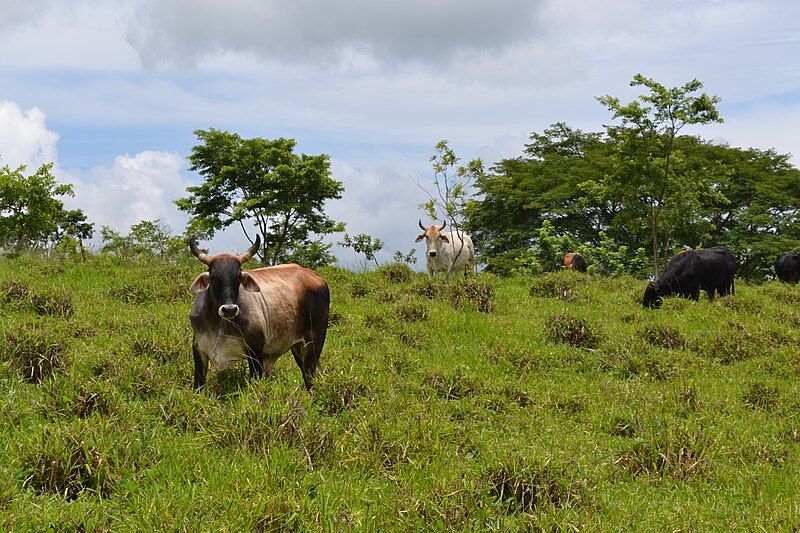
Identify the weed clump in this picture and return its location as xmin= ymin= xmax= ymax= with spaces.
xmin=314 ymin=376 xmax=369 ymax=415
xmin=448 ymin=277 xmax=494 ymax=313
xmin=131 ymin=332 xmax=183 ymax=363
xmin=0 ymin=280 xmax=73 ymax=318
xmin=379 ymin=263 xmax=413 ymax=283
xmin=545 ymin=314 xmax=601 ymax=348
xmin=529 ymin=271 xmax=586 ymax=301
xmin=395 ymin=301 xmax=429 ymax=322
xmin=700 ymin=328 xmax=765 ymax=364
xmin=638 ymin=323 xmax=684 ymax=349
xmin=74 ymin=390 xmax=111 ymax=419
xmin=617 ymin=422 xmax=713 ymax=481
xmin=742 ymin=382 xmax=780 ymax=410
xmin=350 ymin=279 xmax=370 ymax=298
xmin=486 ymin=456 xmax=586 ymax=514
xmin=21 ymin=430 xmax=116 ymax=500
xmin=426 ymin=367 xmax=477 ymax=400
xmin=2 ymin=327 xmax=68 ymax=384
xmin=109 ymin=284 xmax=152 ymax=304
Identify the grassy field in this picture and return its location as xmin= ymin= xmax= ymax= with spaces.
xmin=0 ymin=255 xmax=799 ymax=530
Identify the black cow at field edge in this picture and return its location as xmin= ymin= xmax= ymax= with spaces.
xmin=643 ymin=246 xmax=736 ymax=309
xmin=774 ymin=252 xmax=800 ymax=283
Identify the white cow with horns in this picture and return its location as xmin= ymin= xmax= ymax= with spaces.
xmin=415 ymin=220 xmax=476 ymax=281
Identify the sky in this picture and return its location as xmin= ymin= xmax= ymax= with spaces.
xmin=1 ymin=0 xmax=799 ymax=267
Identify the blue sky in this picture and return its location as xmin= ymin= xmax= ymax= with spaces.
xmin=1 ymin=0 xmax=799 ymax=266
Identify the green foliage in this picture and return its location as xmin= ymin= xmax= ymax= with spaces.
xmin=100 ymin=219 xmax=186 ymax=262
xmin=0 ymin=163 xmax=91 ymax=254
xmin=417 ymin=139 xmax=484 ymax=244
xmin=176 ymin=129 xmax=344 ymax=265
xmin=469 ymin=76 xmax=800 ymax=282
xmin=340 ymin=232 xmax=383 ymax=268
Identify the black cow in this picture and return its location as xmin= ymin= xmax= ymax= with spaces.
xmin=774 ymin=252 xmax=800 ymax=283
xmin=643 ymin=246 xmax=736 ymax=309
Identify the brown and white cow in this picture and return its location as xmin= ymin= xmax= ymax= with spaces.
xmin=187 ymin=236 xmax=329 ymax=391
xmin=562 ymin=252 xmax=587 ymax=273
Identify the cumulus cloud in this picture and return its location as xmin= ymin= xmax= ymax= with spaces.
xmin=326 ymin=159 xmax=430 ymax=267
xmin=68 ymin=150 xmax=191 ymax=232
xmin=126 ymin=0 xmax=544 ymax=67
xmin=0 ymin=100 xmax=60 ymax=169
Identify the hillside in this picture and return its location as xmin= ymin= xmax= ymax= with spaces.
xmin=0 ymin=256 xmax=798 ymax=530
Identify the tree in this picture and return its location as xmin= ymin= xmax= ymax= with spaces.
xmin=100 ymin=219 xmax=186 ymax=262
xmin=0 ymin=163 xmax=85 ymax=253
xmin=176 ymin=129 xmax=345 ymax=265
xmin=340 ymin=232 xmax=384 ymax=268
xmin=415 ymin=140 xmax=484 ymax=263
xmin=595 ymin=75 xmax=723 ymax=278
xmin=54 ymin=209 xmax=94 ymax=260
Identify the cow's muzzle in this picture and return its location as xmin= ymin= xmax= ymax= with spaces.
xmin=428 ymin=251 xmax=437 ymax=257
xmin=218 ymin=304 xmax=240 ymax=318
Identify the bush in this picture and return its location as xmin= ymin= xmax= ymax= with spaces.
xmin=395 ymin=302 xmax=429 ymax=322
xmin=545 ymin=314 xmax=601 ymax=348
xmin=0 ymin=280 xmax=73 ymax=318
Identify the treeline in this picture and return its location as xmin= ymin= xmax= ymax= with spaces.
xmin=466 ymin=124 xmax=800 ymax=280
xmin=466 ymin=76 xmax=800 ymax=281
xmin=2 ymin=75 xmax=799 ymax=281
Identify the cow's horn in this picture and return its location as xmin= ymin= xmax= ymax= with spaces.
xmin=418 ymin=219 xmax=427 ymax=231
xmin=438 ymin=220 xmax=447 ymax=231
xmin=189 ymin=237 xmax=212 ymax=265
xmin=238 ymin=235 xmax=261 ymax=264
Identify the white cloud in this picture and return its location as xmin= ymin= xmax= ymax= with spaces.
xmin=68 ymin=150 xmax=191 ymax=232
xmin=0 ymin=100 xmax=60 ymax=169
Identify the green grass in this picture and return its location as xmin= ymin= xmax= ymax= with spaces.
xmin=1 ymin=257 xmax=799 ymax=530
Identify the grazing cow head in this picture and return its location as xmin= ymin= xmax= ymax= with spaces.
xmin=188 ymin=236 xmax=261 ymax=319
xmin=415 ymin=220 xmax=448 ymax=257
xmin=642 ymin=281 xmax=663 ymax=309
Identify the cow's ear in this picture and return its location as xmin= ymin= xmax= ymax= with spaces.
xmin=439 ymin=234 xmax=450 ymax=243
xmin=190 ymin=272 xmax=211 ymax=293
xmin=240 ymin=272 xmax=261 ymax=292
xmin=415 ymin=234 xmax=425 ymax=243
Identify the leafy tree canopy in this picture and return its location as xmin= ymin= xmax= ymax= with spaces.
xmin=176 ymin=129 xmax=345 ymax=265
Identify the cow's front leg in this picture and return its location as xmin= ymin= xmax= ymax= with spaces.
xmin=193 ymin=344 xmax=208 ymax=390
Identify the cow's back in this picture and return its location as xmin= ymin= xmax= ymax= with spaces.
xmin=241 ymin=264 xmax=329 ymax=351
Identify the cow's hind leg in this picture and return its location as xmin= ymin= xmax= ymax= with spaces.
xmin=293 ymin=286 xmax=330 ymax=392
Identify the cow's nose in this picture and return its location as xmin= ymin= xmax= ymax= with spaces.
xmin=429 ymin=251 xmax=437 ymax=257
xmin=218 ymin=304 xmax=240 ymax=318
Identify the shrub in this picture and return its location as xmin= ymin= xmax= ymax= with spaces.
xmin=545 ymin=314 xmax=600 ymax=348
xmin=700 ymin=329 xmax=765 ymax=364
xmin=350 ymin=279 xmax=370 ymax=298
xmin=379 ymin=263 xmax=413 ymax=283
xmin=486 ymin=456 xmax=586 ymax=513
